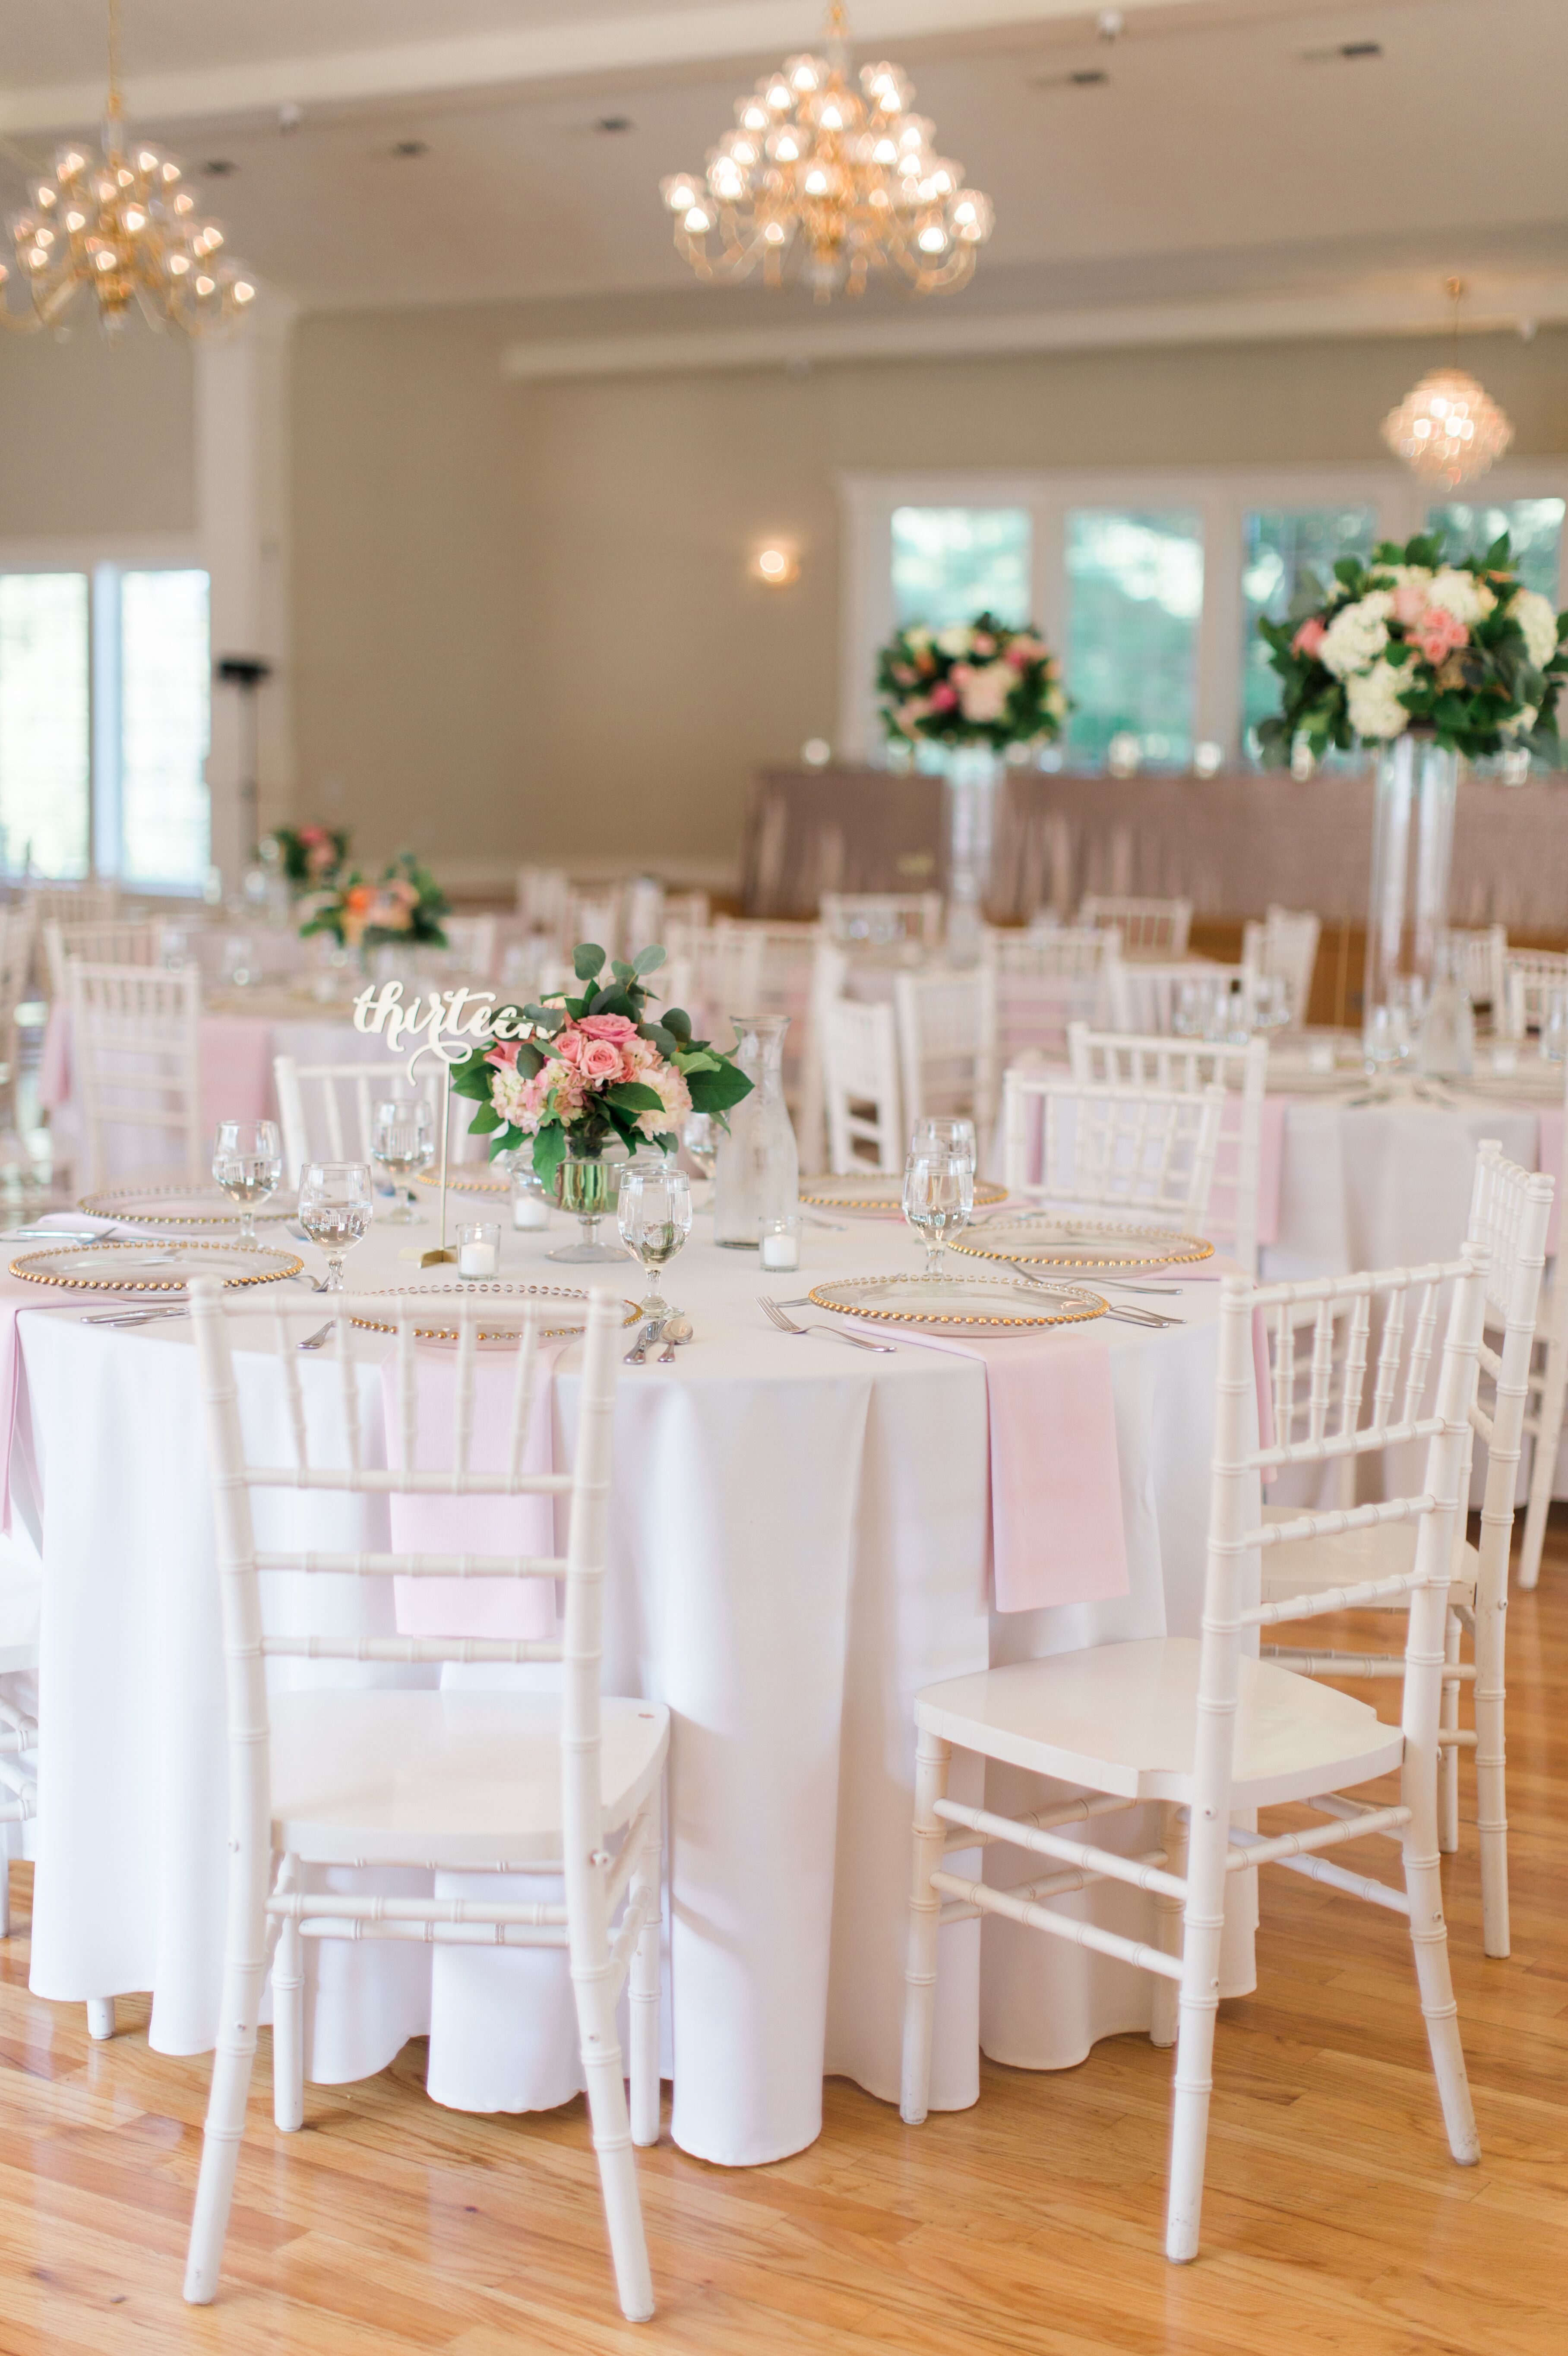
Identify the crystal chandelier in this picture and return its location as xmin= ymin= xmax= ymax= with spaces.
xmin=0 ymin=0 xmax=256 ymax=339
xmin=659 ymin=2 xmax=993 ymax=301
xmin=1381 ymin=279 xmax=1514 ymax=489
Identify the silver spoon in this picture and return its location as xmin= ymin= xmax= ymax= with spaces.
xmin=623 ymin=1316 xmax=667 ymax=1366
xmin=656 ymin=1313 xmax=693 ymax=1363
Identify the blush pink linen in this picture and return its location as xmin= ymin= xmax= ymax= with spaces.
xmin=380 ymin=1343 xmax=566 ymax=1641
xmin=882 ymin=1322 xmax=1129 ymax=1613
xmin=38 ymin=1007 xmax=275 ymax=1133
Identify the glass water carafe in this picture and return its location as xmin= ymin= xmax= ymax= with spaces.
xmin=712 ymin=1014 xmax=798 ymax=1248
xmin=1419 ymin=936 xmax=1476 ymax=1078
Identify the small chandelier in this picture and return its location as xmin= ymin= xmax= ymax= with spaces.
xmin=0 ymin=0 xmax=256 ymax=339
xmin=659 ymin=1 xmax=993 ymax=302
xmin=1381 ymin=278 xmax=1514 ymax=489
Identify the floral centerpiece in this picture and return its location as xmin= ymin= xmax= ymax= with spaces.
xmin=1256 ymin=529 xmax=1568 ymax=763
xmin=876 ymin=611 xmax=1069 ymax=750
xmin=451 ymin=940 xmax=752 ymax=1193
xmin=300 ymin=849 xmax=449 ymax=953
xmin=263 ymin=822 xmax=350 ymax=890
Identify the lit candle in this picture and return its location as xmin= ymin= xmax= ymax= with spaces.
xmin=759 ymin=1216 xmax=800 ymax=1271
xmin=512 ymin=1177 xmax=550 ymax=1229
xmin=457 ymin=1221 xmax=500 ymax=1277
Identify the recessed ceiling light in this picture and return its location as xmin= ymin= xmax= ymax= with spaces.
xmin=201 ymin=158 xmax=237 ymax=177
xmin=1030 ymin=67 xmax=1110 ymax=90
xmin=391 ymin=139 xmax=428 ymax=159
xmin=594 ymin=115 xmax=635 ymax=135
xmin=1300 ymin=40 xmax=1384 ymax=63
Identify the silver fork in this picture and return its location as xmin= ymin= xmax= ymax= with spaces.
xmin=759 ymin=1296 xmax=895 ymax=1353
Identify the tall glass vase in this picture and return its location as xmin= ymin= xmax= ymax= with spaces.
xmin=712 ymin=1015 xmax=798 ymax=1248
xmin=943 ymin=743 xmax=1002 ymax=968
xmin=1364 ymin=734 xmax=1458 ymax=1039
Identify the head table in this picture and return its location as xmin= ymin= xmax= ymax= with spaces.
xmin=5 ymin=1188 xmax=1258 ymax=2169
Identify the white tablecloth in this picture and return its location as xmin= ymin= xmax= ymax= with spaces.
xmin=11 ymin=1202 xmax=1253 ymax=2166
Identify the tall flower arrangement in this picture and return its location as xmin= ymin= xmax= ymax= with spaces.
xmin=1257 ymin=530 xmax=1568 ymax=763
xmin=876 ymin=611 xmax=1069 ymax=752
xmin=452 ymin=941 xmax=752 ymax=1193
xmin=300 ymin=848 xmax=450 ymax=952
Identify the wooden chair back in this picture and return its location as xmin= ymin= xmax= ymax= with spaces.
xmin=68 ymin=960 xmax=203 ymax=1188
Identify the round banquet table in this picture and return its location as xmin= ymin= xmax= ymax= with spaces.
xmin=7 ymin=1195 xmax=1258 ymax=2168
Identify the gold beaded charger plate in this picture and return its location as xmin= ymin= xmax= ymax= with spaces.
xmin=77 ymin=1179 xmax=298 ymax=1228
xmin=952 ymin=1213 xmax=1213 ymax=1271
xmin=806 ymin=1273 xmax=1105 ymax=1331
xmin=798 ymin=1171 xmax=1007 ymax=1214
xmin=347 ymin=1281 xmax=642 ymax=1348
xmin=9 ymin=1240 xmax=302 ymax=1294
xmin=414 ymin=1167 xmax=512 ymax=1198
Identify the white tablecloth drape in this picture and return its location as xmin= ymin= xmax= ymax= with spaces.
xmin=12 ymin=1208 xmax=1254 ymax=2167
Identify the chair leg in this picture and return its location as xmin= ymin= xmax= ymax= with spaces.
xmin=900 ymin=1727 xmax=952 ymax=2126
xmin=629 ymin=1804 xmax=663 ymax=2150
xmin=183 ymin=1934 xmax=273 ymax=2302
xmin=1163 ymin=1806 xmax=1230 ymax=2262
xmin=86 ymin=1998 xmax=115 ymax=2041
xmin=1438 ymin=1613 xmax=1462 ymax=1854
xmin=1517 ymin=1341 xmax=1564 ymax=1591
xmin=1400 ymin=1778 xmax=1480 ymax=2166
xmin=1151 ymin=1805 xmax=1185 ymax=2050
xmin=271 ymin=1908 xmax=305 ymax=2133
xmin=571 ymin=1951 xmax=654 ymax=2322
xmin=1472 ymin=1584 xmax=1510 ymax=1960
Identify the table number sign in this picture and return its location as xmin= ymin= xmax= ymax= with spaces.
xmin=351 ymin=980 xmax=528 ymax=1265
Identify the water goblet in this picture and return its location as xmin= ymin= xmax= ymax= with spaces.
xmin=1540 ymin=986 xmax=1568 ymax=1065
xmin=1363 ymin=1001 xmax=1412 ymax=1080
xmin=681 ymin=1111 xmax=719 ymax=1183
xmin=212 ymin=1117 xmax=283 ymax=1247
xmin=373 ymin=1098 xmax=433 ymax=1224
xmin=902 ymin=1147 xmax=974 ymax=1280
xmin=297 ymin=1161 xmax=373 ymax=1293
xmin=616 ymin=1165 xmax=693 ymax=1319
xmin=910 ymin=1116 xmax=977 ymax=1169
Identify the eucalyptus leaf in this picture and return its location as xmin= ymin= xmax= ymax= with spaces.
xmin=632 ymin=945 xmax=666 ymax=974
xmin=573 ymin=943 xmax=605 ymax=982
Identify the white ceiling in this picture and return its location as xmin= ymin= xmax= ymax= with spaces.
xmin=0 ymin=0 xmax=1562 ymax=330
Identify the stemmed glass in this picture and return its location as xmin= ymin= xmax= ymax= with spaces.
xmin=902 ymin=1146 xmax=974 ymax=1280
xmin=297 ymin=1161 xmax=373 ymax=1293
xmin=616 ymin=1165 xmax=693 ymax=1319
xmin=910 ymin=1116 xmax=977 ymax=1167
xmin=681 ymin=1110 xmax=719 ymax=1189
xmin=212 ymin=1118 xmax=283 ymax=1247
xmin=373 ymin=1099 xmax=434 ymax=1224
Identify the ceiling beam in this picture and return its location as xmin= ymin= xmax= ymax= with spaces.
xmin=499 ymin=274 xmax=1568 ymax=380
xmin=0 ymin=0 xmax=1218 ymax=136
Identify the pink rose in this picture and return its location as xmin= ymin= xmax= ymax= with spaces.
xmin=553 ymin=1025 xmax=585 ymax=1066
xmin=1412 ymin=607 xmax=1468 ymax=667
xmin=971 ymin=632 xmax=995 ymax=657
xmin=929 ymin=682 xmax=958 ymax=711
xmin=1391 ymin=584 xmax=1429 ymax=626
xmin=576 ymin=1012 xmax=638 ymax=1046
xmin=486 ymin=1040 xmax=520 ymax=1071
xmin=1291 ymin=617 xmax=1327 ymax=658
xmin=579 ymin=1037 xmax=624 ymax=1081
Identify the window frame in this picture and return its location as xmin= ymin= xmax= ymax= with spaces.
xmin=836 ymin=462 xmax=1568 ymax=765
xmin=0 ymin=533 xmax=209 ymax=892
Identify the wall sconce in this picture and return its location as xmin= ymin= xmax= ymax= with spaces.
xmin=752 ymin=544 xmax=800 ymax=588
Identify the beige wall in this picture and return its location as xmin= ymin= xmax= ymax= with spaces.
xmin=0 ymin=326 xmax=194 ymax=538
xmin=291 ymin=314 xmax=1568 ymax=873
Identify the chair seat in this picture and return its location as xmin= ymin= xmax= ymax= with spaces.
xmin=1258 ymin=1508 xmax=1478 ymax=1606
xmin=914 ymin=1636 xmax=1402 ymax=1807
xmin=0 ymin=1568 xmax=41 ymax=1676
xmin=271 ymin=1691 xmax=669 ymax=1869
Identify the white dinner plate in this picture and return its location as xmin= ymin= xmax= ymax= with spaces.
xmin=346 ymin=1280 xmax=642 ymax=1347
xmin=77 ymin=1179 xmax=299 ymax=1227
xmin=8 ymin=1240 xmax=303 ymax=1294
xmin=952 ymin=1213 xmax=1214 ymax=1270
xmin=798 ymin=1171 xmax=1008 ymax=1214
xmin=806 ymin=1272 xmax=1105 ymax=1330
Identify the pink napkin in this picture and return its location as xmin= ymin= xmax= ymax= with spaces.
xmin=201 ymin=1014 xmax=275 ymax=1131
xmin=885 ymin=1321 xmax=1129 ymax=1613
xmin=381 ymin=1341 xmax=565 ymax=1640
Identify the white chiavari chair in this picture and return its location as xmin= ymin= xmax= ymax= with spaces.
xmin=273 ymin=1053 xmax=460 ymax=1189
xmin=1517 ymin=1056 xmax=1568 ymax=1590
xmin=823 ymin=997 xmax=903 ymax=1173
xmin=1078 ymin=894 xmax=1192 ymax=959
xmin=978 ymin=923 xmax=1121 ymax=1079
xmin=661 ymin=889 xmax=710 ymax=932
xmin=28 ymin=879 xmax=120 ymax=933
xmin=894 ymin=965 xmax=995 ymax=1135
xmin=819 ymin=891 xmax=942 ymax=952
xmin=1505 ymin=948 xmax=1568 ymax=1041
xmin=43 ymin=915 xmax=158 ymax=1002
xmin=621 ymin=876 xmax=664 ymax=952
xmin=901 ymin=1249 xmax=1489 ymax=2260
xmin=181 ymin=1285 xmax=665 ymax=2319
xmin=1258 ymin=1147 xmax=1550 ymax=1959
xmin=0 ymin=902 xmax=36 ymax=1131
xmin=515 ymin=866 xmax=570 ymax=942
xmin=68 ymin=962 xmax=203 ymax=1189
xmin=798 ymin=935 xmax=847 ymax=1173
xmin=1067 ymin=1025 xmax=1268 ymax=1274
xmin=1002 ymin=1070 xmax=1224 ymax=1231
xmin=0 ymin=1526 xmax=40 ymax=1938
xmin=1241 ymin=905 xmax=1321 ymax=1029
xmin=440 ymin=914 xmax=498 ymax=980
xmin=567 ymin=887 xmax=625 ymax=962
xmin=1443 ymin=923 xmax=1508 ymax=1026
xmin=1106 ymin=960 xmax=1248 ymax=1037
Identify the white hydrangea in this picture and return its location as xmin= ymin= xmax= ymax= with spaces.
xmin=1319 ymin=591 xmax=1394 ymax=679
xmin=1509 ymin=588 xmax=1559 ymax=670
xmin=1377 ymin=563 xmax=1434 ymax=587
xmin=935 ymin=623 xmax=973 ymax=658
xmin=1426 ymin=568 xmax=1495 ymax=626
xmin=1346 ymin=658 xmax=1412 ymax=740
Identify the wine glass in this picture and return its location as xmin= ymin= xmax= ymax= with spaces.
xmin=616 ymin=1165 xmax=693 ymax=1319
xmin=212 ymin=1117 xmax=283 ymax=1247
xmin=902 ymin=1147 xmax=974 ymax=1280
xmin=373 ymin=1098 xmax=433 ymax=1224
xmin=910 ymin=1116 xmax=977 ymax=1169
xmin=1540 ymin=986 xmax=1568 ymax=1064
xmin=681 ymin=1110 xmax=719 ymax=1183
xmin=297 ymin=1161 xmax=373 ymax=1293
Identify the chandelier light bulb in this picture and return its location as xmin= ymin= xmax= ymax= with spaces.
xmin=657 ymin=0 xmax=993 ymax=301
xmin=1381 ymin=280 xmax=1515 ymax=489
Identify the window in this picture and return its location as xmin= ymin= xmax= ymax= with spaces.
xmin=890 ymin=506 xmax=1031 ymax=630
xmin=1241 ymin=505 xmax=1378 ymax=759
xmin=1065 ymin=510 xmax=1203 ymax=770
xmin=0 ymin=564 xmax=210 ymax=888
xmin=1426 ymin=499 xmax=1565 ymax=599
xmin=0 ymin=573 xmax=91 ymax=879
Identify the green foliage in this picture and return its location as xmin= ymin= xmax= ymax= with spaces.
xmin=876 ymin=610 xmax=1070 ymax=751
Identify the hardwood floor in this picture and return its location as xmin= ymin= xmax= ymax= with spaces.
xmin=3 ymin=1523 xmax=1567 ymax=2355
